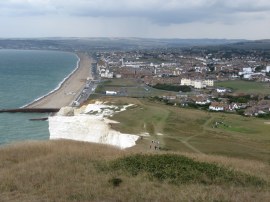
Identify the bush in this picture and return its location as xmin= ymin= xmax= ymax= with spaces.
xmin=108 ymin=177 xmax=123 ymax=187
xmin=257 ymin=113 xmax=270 ymax=119
xmin=152 ymin=83 xmax=191 ymax=92
xmin=104 ymin=154 xmax=265 ymax=187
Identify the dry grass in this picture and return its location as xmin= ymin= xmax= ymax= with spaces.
xmin=0 ymin=140 xmax=269 ymax=202
xmin=181 ymin=152 xmax=270 ymax=182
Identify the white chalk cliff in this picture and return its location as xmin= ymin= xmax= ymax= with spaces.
xmin=49 ymin=102 xmax=139 ymax=149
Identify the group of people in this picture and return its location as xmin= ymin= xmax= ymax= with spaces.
xmin=150 ymin=140 xmax=160 ymax=150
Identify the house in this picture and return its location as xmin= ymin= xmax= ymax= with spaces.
xmin=101 ymin=69 xmax=113 ymax=78
xmin=239 ymin=67 xmax=253 ymax=76
xmin=163 ymin=96 xmax=177 ymax=100
xmin=243 ymin=67 xmax=253 ymax=73
xmin=209 ymin=102 xmax=225 ymax=111
xmin=192 ymin=96 xmax=210 ymax=105
xmin=115 ymin=74 xmax=122 ymax=78
xmin=266 ymin=66 xmax=270 ymax=73
xmin=226 ymin=103 xmax=241 ymax=111
xmin=244 ymin=100 xmax=270 ymax=116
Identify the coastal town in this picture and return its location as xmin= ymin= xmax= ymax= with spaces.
xmin=94 ymin=48 xmax=270 ymax=117
xmin=0 ymin=0 xmax=270 ymax=199
xmin=2 ymin=0 xmax=270 ymax=200
xmin=1 ymin=38 xmax=270 ymax=202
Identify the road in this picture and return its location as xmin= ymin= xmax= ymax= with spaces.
xmin=71 ymin=62 xmax=100 ymax=107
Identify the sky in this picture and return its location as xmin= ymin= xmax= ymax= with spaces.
xmin=0 ymin=0 xmax=269 ymax=39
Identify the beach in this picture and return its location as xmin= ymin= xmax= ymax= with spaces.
xmin=26 ymin=52 xmax=92 ymax=109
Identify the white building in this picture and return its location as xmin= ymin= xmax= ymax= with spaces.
xmin=181 ymin=78 xmax=214 ymax=89
xmin=115 ymin=74 xmax=122 ymax=78
xmin=101 ymin=69 xmax=113 ymax=78
xmin=239 ymin=67 xmax=253 ymax=76
xmin=266 ymin=66 xmax=270 ymax=73
xmin=181 ymin=78 xmax=193 ymax=86
xmin=243 ymin=74 xmax=252 ymax=79
xmin=203 ymin=80 xmax=214 ymax=86
xmin=106 ymin=91 xmax=117 ymax=95
xmin=243 ymin=67 xmax=253 ymax=73
xmin=216 ymin=88 xmax=227 ymax=93
xmin=194 ymin=80 xmax=203 ymax=89
xmin=194 ymin=96 xmax=210 ymax=105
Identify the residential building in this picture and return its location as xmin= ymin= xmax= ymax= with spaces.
xmin=209 ymin=102 xmax=225 ymax=111
xmin=181 ymin=78 xmax=214 ymax=89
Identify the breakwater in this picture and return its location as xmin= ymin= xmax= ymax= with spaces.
xmin=0 ymin=108 xmax=59 ymax=113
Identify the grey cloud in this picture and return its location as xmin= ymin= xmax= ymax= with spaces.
xmin=1 ymin=0 xmax=270 ymax=24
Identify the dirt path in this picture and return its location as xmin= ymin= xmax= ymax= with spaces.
xmin=174 ymin=116 xmax=214 ymax=154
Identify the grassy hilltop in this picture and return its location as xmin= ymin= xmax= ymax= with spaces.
xmin=0 ymin=141 xmax=269 ymax=202
xmin=105 ymin=97 xmax=270 ymax=162
xmin=1 ymin=95 xmax=270 ymax=201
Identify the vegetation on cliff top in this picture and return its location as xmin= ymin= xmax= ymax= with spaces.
xmin=0 ymin=141 xmax=269 ymax=202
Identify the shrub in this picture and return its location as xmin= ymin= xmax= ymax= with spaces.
xmin=108 ymin=177 xmax=123 ymax=187
xmin=152 ymin=83 xmax=191 ymax=92
xmin=104 ymin=154 xmax=265 ymax=187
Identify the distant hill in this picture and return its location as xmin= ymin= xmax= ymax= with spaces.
xmin=0 ymin=37 xmax=248 ymax=51
xmin=214 ymin=39 xmax=270 ymax=50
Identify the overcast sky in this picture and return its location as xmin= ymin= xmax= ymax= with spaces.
xmin=0 ymin=0 xmax=269 ymax=39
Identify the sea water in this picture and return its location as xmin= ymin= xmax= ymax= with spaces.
xmin=0 ymin=49 xmax=78 ymax=145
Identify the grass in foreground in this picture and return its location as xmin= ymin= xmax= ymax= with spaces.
xmin=100 ymin=154 xmax=265 ymax=187
xmin=0 ymin=141 xmax=269 ymax=202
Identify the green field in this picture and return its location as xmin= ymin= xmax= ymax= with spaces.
xmin=101 ymin=97 xmax=270 ymax=162
xmin=215 ymin=80 xmax=270 ymax=94
xmin=94 ymin=79 xmax=270 ymax=162
xmin=95 ymin=78 xmax=177 ymax=97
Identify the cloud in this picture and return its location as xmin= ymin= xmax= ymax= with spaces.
xmin=0 ymin=0 xmax=56 ymax=16
xmin=1 ymin=0 xmax=270 ymax=24
xmin=0 ymin=0 xmax=269 ymax=39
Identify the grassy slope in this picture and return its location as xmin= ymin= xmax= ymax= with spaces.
xmin=215 ymin=80 xmax=270 ymax=94
xmin=97 ymin=78 xmax=269 ymax=162
xmin=106 ymin=97 xmax=270 ymax=162
xmin=0 ymin=141 xmax=269 ymax=202
xmin=1 ymin=81 xmax=270 ymax=201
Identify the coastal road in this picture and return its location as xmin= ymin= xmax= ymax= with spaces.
xmin=72 ymin=61 xmax=100 ymax=106
xmin=72 ymin=79 xmax=99 ymax=106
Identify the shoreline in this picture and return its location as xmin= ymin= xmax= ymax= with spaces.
xmin=26 ymin=52 xmax=92 ymax=109
xmin=23 ymin=53 xmax=80 ymax=108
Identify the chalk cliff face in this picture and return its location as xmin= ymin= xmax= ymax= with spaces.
xmin=49 ymin=103 xmax=139 ymax=149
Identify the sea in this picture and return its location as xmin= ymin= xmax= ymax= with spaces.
xmin=0 ymin=49 xmax=78 ymax=145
